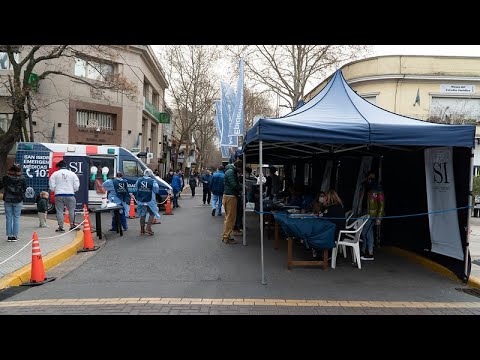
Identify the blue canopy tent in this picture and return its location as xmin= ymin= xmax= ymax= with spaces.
xmin=241 ymin=69 xmax=475 ymax=284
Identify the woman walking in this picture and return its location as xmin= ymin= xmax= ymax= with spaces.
xmin=0 ymin=164 xmax=27 ymax=242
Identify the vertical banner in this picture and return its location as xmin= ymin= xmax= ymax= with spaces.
xmin=352 ymin=156 xmax=373 ymax=215
xmin=220 ymin=81 xmax=238 ymax=147
xmin=229 ymin=57 xmax=244 ymax=137
xmin=320 ymin=160 xmax=333 ymax=192
xmin=65 ymin=156 xmax=89 ymax=212
xmin=425 ymin=147 xmax=463 ymax=260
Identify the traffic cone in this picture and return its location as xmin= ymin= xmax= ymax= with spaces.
xmin=78 ymin=205 xmax=99 ymax=252
xmin=21 ymin=232 xmax=55 ymax=286
xmin=64 ymin=206 xmax=71 ymax=226
xmin=164 ymin=194 xmax=173 ymax=215
xmin=129 ymin=197 xmax=136 ymax=218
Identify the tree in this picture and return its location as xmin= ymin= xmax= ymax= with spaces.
xmin=243 ymin=88 xmax=276 ymax=130
xmin=160 ymin=45 xmax=220 ymax=174
xmin=0 ymin=45 xmax=137 ymax=175
xmin=226 ymin=45 xmax=370 ymax=111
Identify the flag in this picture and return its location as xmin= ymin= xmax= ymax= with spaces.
xmin=220 ymin=81 xmax=238 ymax=147
xmin=414 ymin=88 xmax=420 ymax=106
xmin=229 ymin=57 xmax=244 ymax=137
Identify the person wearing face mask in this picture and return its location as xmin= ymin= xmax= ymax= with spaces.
xmin=359 ymin=171 xmax=385 ymax=261
xmin=312 ymin=191 xmax=327 ymax=215
xmin=323 ymin=189 xmax=346 ymax=239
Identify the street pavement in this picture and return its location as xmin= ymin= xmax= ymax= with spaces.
xmin=0 ymin=197 xmax=480 ymax=314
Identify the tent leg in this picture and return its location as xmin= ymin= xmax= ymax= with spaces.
xmin=259 ymin=141 xmax=266 ymax=285
xmin=464 ymin=149 xmax=474 ymax=282
xmin=243 ymin=151 xmax=246 ymax=246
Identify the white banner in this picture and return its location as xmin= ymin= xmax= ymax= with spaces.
xmin=321 ymin=161 xmax=333 ymax=192
xmin=351 ymin=156 xmax=373 ymax=216
xmin=424 ymin=147 xmax=463 ymax=260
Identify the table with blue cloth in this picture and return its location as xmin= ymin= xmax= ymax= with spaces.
xmin=272 ymin=212 xmax=337 ymax=270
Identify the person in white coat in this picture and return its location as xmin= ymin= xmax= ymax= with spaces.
xmin=49 ymin=160 xmax=80 ymax=232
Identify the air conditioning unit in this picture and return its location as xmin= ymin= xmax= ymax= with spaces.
xmin=146 ymin=152 xmax=154 ymax=164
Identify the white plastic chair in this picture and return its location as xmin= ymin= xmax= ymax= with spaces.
xmin=331 ymin=215 xmax=370 ymax=269
xmin=338 ymin=210 xmax=356 ymax=257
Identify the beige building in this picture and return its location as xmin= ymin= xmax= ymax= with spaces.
xmin=306 ymin=55 xmax=480 ymax=125
xmin=0 ymin=45 xmax=173 ymax=177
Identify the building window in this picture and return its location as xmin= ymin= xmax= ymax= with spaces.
xmin=362 ymin=95 xmax=377 ymax=105
xmin=143 ymin=80 xmax=152 ymax=102
xmin=430 ymin=97 xmax=480 ymax=124
xmin=0 ymin=113 xmax=12 ymax=132
xmin=74 ymin=58 xmax=114 ymax=81
xmin=76 ymin=110 xmax=114 ymax=130
xmin=0 ymin=52 xmax=19 ymax=70
xmin=123 ymin=160 xmax=143 ymax=177
xmin=152 ymin=91 xmax=159 ymax=109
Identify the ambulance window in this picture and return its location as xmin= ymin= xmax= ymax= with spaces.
xmin=123 ymin=160 xmax=143 ymax=177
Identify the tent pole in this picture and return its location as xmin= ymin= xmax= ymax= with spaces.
xmin=243 ymin=151 xmax=246 ymax=246
xmin=379 ymin=155 xmax=383 ymax=184
xmin=464 ymin=149 xmax=474 ymax=282
xmin=259 ymin=141 xmax=266 ymax=285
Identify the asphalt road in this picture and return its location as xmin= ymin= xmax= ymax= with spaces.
xmin=2 ymin=196 xmax=480 ymax=314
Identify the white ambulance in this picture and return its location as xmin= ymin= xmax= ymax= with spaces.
xmin=15 ymin=142 xmax=172 ymax=212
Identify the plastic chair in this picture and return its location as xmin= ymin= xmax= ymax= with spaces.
xmin=338 ymin=210 xmax=355 ymax=256
xmin=331 ymin=215 xmax=370 ymax=269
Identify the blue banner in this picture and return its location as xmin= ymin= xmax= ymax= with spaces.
xmin=214 ymin=100 xmax=222 ymax=141
xmin=64 ymin=156 xmax=89 ymax=212
xmin=220 ymin=81 xmax=238 ymax=147
xmin=229 ymin=57 xmax=244 ymax=138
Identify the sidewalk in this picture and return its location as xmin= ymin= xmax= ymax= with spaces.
xmin=0 ymin=208 xmax=83 ymax=289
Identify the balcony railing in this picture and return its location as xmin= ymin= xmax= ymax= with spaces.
xmin=144 ymin=97 xmax=170 ymax=123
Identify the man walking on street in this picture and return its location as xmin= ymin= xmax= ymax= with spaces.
xmin=222 ymin=160 xmax=242 ymax=244
xmin=201 ymin=169 xmax=212 ymax=205
xmin=209 ymin=165 xmax=224 ymax=216
xmin=49 ymin=160 xmax=80 ymax=232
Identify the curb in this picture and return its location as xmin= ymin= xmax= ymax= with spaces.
xmin=384 ymin=246 xmax=480 ymax=288
xmin=0 ymin=230 xmax=85 ymax=290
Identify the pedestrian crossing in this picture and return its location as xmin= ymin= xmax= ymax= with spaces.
xmin=0 ymin=201 xmax=4 ymax=215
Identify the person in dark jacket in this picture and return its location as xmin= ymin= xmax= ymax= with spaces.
xmin=164 ymin=169 xmax=174 ymax=185
xmin=189 ymin=172 xmax=197 ymax=197
xmin=201 ymin=170 xmax=212 ymax=205
xmin=0 ymin=164 xmax=27 ymax=242
xmin=222 ymin=161 xmax=242 ymax=244
xmin=322 ymin=189 xmax=346 ymax=240
xmin=37 ymin=191 xmax=49 ymax=228
xmin=209 ymin=165 xmax=224 ymax=216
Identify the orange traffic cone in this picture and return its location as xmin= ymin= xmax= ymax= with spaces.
xmin=164 ymin=194 xmax=173 ymax=215
xmin=21 ymin=232 xmax=55 ymax=286
xmin=129 ymin=196 xmax=136 ymax=218
xmin=64 ymin=206 xmax=71 ymax=226
xmin=78 ymin=205 xmax=99 ymax=252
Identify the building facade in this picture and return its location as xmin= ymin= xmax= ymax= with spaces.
xmin=306 ymin=55 xmax=480 ymax=124
xmin=305 ymin=55 xmax=480 ymax=168
xmin=0 ymin=45 xmax=173 ymax=177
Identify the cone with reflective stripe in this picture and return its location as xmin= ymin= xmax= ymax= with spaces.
xmin=64 ymin=206 xmax=71 ymax=225
xmin=21 ymin=232 xmax=55 ymax=286
xmin=128 ymin=196 xmax=136 ymax=218
xmin=164 ymin=194 xmax=173 ymax=215
xmin=78 ymin=204 xmax=99 ymax=252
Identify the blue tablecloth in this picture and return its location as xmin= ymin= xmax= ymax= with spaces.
xmin=273 ymin=212 xmax=336 ymax=250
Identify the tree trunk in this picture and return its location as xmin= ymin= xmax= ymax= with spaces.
xmin=27 ymin=93 xmax=34 ymax=142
